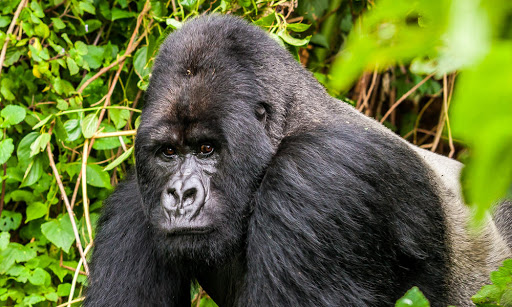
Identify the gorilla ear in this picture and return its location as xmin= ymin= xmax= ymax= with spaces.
xmin=255 ymin=103 xmax=269 ymax=124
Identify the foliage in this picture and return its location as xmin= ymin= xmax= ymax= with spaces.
xmin=472 ymin=259 xmax=512 ymax=306
xmin=0 ymin=0 xmax=510 ymax=306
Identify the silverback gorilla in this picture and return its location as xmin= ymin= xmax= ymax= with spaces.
xmin=85 ymin=15 xmax=512 ymax=306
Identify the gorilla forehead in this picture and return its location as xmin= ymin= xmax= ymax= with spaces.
xmin=144 ymin=15 xmax=284 ymax=115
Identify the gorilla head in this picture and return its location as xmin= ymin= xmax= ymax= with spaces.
xmin=134 ymin=16 xmax=284 ymax=263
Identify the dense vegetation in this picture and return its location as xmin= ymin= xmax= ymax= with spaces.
xmin=0 ymin=0 xmax=510 ymax=306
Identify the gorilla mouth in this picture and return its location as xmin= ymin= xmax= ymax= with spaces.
xmin=166 ymin=226 xmax=214 ymax=235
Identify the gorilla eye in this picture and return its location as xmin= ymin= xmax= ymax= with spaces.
xmin=199 ymin=144 xmax=214 ymax=155
xmin=162 ymin=146 xmax=176 ymax=158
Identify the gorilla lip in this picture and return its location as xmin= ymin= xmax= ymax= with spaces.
xmin=166 ymin=226 xmax=213 ymax=235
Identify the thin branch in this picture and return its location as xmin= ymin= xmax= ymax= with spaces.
xmin=81 ymin=139 xmax=93 ymax=243
xmin=358 ymin=68 xmax=378 ymax=112
xmin=46 ymin=145 xmax=89 ymax=275
xmin=0 ymin=0 xmax=28 ymax=78
xmin=56 ymin=297 xmax=85 ymax=307
xmin=94 ymin=130 xmax=137 ymax=138
xmin=380 ymin=73 xmax=435 ymax=123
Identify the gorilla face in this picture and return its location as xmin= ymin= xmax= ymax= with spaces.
xmin=135 ymin=53 xmax=274 ymax=264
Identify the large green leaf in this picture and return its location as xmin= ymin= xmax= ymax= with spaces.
xmin=0 ymin=138 xmax=14 ymax=164
xmin=41 ymin=215 xmax=76 ymax=253
xmin=1 ymin=105 xmax=26 ymax=127
xmin=82 ymin=113 xmax=99 ymax=138
xmin=86 ymin=164 xmax=112 ymax=189
xmin=0 ymin=211 xmax=22 ymax=232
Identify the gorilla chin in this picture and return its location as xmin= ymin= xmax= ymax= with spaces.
xmin=85 ymin=14 xmax=512 ymax=307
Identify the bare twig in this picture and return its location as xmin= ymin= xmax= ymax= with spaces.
xmin=56 ymin=297 xmax=85 ymax=307
xmin=46 ymin=145 xmax=89 ymax=274
xmin=380 ymin=73 xmax=435 ymax=124
xmin=0 ymin=0 xmax=28 ymax=78
xmin=431 ymin=74 xmax=456 ymax=155
xmin=93 ymin=130 xmax=137 ymax=138
xmin=81 ymin=139 xmax=93 ymax=243
xmin=358 ymin=68 xmax=378 ymax=112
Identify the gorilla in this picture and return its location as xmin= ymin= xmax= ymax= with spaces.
xmin=85 ymin=15 xmax=511 ymax=306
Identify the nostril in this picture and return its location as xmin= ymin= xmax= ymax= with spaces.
xmin=167 ymin=188 xmax=178 ymax=198
xmin=183 ymin=188 xmax=197 ymax=200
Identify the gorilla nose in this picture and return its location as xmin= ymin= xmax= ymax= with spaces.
xmin=161 ymin=176 xmax=206 ymax=217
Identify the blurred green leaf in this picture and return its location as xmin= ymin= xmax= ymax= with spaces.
xmin=0 ymin=138 xmax=14 ymax=164
xmin=82 ymin=113 xmax=99 ymax=138
xmin=1 ymin=105 xmax=26 ymax=127
xmin=25 ymin=202 xmax=47 ymax=223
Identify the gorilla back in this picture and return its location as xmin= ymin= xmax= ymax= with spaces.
xmin=85 ymin=15 xmax=511 ymax=307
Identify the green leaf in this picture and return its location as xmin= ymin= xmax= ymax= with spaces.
xmin=53 ymin=77 xmax=75 ymax=95
xmin=66 ymin=57 xmax=79 ymax=75
xmin=395 ymin=287 xmax=430 ymax=307
xmin=110 ymin=108 xmax=130 ymax=129
xmin=1 ymin=105 xmax=26 ymax=127
xmin=34 ymin=23 xmax=50 ymax=38
xmin=29 ymin=133 xmax=51 ymax=157
xmin=30 ymin=1 xmax=45 ymax=18
xmin=287 ymin=23 xmax=311 ymax=32
xmin=86 ymin=164 xmax=112 ymax=188
xmin=451 ymin=43 xmax=512 ymax=215
xmin=45 ymin=292 xmax=59 ymax=302
xmin=0 ymin=232 xmax=9 ymax=250
xmin=104 ymin=146 xmax=134 ymax=171
xmin=472 ymin=284 xmax=502 ymax=304
xmin=79 ymin=1 xmax=96 ymax=14
xmin=28 ymin=268 xmax=51 ymax=286
xmin=41 ymin=215 xmax=76 ymax=253
xmin=278 ymin=30 xmax=311 ymax=46
xmin=75 ymin=41 xmax=88 ymax=55
xmin=134 ymin=46 xmax=151 ymax=78
xmin=83 ymin=45 xmax=104 ymax=69
xmin=51 ymin=17 xmax=66 ymax=30
xmin=82 ymin=113 xmax=99 ymax=138
xmin=17 ymin=132 xmax=39 ymax=164
xmin=31 ymin=114 xmax=53 ymax=130
xmin=0 ymin=211 xmax=22 ymax=231
xmin=22 ymin=155 xmax=44 ymax=187
xmin=0 ymin=242 xmax=37 ymax=273
xmin=111 ymin=8 xmax=135 ymax=21
xmin=26 ymin=202 xmax=47 ymax=223
xmin=0 ymin=138 xmax=14 ymax=164
xmin=166 ymin=18 xmax=183 ymax=29
xmin=63 ymin=119 xmax=82 ymax=142
xmin=57 ymin=283 xmax=71 ymax=296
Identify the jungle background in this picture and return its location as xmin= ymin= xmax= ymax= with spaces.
xmin=0 ymin=0 xmax=511 ymax=306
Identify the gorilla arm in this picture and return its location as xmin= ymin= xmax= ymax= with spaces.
xmin=84 ymin=176 xmax=190 ymax=307
xmin=240 ymin=125 xmax=450 ymax=306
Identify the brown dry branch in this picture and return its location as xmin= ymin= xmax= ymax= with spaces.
xmin=431 ymin=73 xmax=456 ymax=155
xmin=380 ymin=73 xmax=435 ymax=124
xmin=358 ymin=68 xmax=378 ymax=113
xmin=46 ymin=145 xmax=90 ymax=275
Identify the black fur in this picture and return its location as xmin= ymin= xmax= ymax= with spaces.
xmin=84 ymin=15 xmax=489 ymax=307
